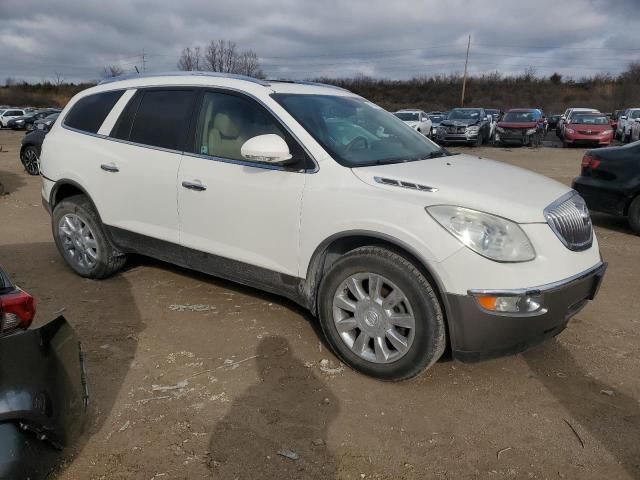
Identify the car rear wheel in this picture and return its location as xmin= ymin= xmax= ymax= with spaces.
xmin=318 ymin=246 xmax=446 ymax=381
xmin=52 ymin=194 xmax=127 ymax=279
xmin=20 ymin=145 xmax=40 ymax=176
xmin=628 ymin=196 xmax=640 ymax=235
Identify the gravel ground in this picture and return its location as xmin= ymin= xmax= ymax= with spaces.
xmin=1 ymin=129 xmax=639 ymax=479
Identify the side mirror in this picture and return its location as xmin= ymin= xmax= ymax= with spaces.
xmin=620 ymin=115 xmax=628 ymax=120
xmin=241 ymin=134 xmax=292 ymax=164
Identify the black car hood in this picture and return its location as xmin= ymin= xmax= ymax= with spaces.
xmin=440 ymin=119 xmax=480 ymax=127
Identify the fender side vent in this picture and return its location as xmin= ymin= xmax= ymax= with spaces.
xmin=374 ymin=176 xmax=438 ymax=192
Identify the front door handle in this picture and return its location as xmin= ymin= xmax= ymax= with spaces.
xmin=181 ymin=180 xmax=207 ymax=191
xmin=100 ymin=163 xmax=119 ymax=173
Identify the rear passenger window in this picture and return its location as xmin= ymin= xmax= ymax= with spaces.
xmin=64 ymin=90 xmax=124 ymax=134
xmin=127 ymin=90 xmax=194 ymax=150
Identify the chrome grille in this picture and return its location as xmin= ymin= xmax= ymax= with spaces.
xmin=544 ymin=192 xmax=593 ymax=251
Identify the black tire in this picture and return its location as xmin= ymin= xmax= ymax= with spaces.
xmin=624 ymin=129 xmax=631 ymax=143
xmin=20 ymin=145 xmax=40 ymax=175
xmin=628 ymin=196 xmax=640 ymax=235
xmin=317 ymin=246 xmax=446 ymax=381
xmin=52 ymin=194 xmax=126 ymax=279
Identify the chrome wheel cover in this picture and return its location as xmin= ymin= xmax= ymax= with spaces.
xmin=332 ymin=273 xmax=416 ymax=364
xmin=58 ymin=214 xmax=99 ymax=269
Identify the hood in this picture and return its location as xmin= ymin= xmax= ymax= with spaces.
xmin=351 ymin=154 xmax=571 ymax=223
xmin=567 ymin=123 xmax=611 ymax=131
xmin=440 ymin=118 xmax=480 ymax=127
xmin=403 ymin=121 xmax=419 ymax=128
xmin=497 ymin=121 xmax=537 ymax=128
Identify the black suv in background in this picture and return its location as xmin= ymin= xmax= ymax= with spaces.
xmin=435 ymin=108 xmax=492 ymax=146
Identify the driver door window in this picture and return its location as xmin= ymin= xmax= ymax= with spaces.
xmin=192 ymin=91 xmax=307 ymax=167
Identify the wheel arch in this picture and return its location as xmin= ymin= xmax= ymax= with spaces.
xmin=303 ymin=231 xmax=453 ymax=347
xmin=50 ymin=179 xmax=96 ymax=211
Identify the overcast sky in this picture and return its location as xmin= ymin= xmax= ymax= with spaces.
xmin=1 ymin=0 xmax=639 ymax=84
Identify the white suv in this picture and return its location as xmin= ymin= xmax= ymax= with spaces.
xmin=40 ymin=73 xmax=606 ymax=380
xmin=616 ymin=108 xmax=640 ymax=142
xmin=393 ymin=110 xmax=432 ymax=137
xmin=0 ymin=108 xmax=26 ymax=128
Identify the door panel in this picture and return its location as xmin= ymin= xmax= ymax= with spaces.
xmin=91 ymin=140 xmax=182 ymax=243
xmin=178 ymin=91 xmax=307 ymax=276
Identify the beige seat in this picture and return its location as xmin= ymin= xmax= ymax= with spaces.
xmin=208 ymin=112 xmax=246 ymax=160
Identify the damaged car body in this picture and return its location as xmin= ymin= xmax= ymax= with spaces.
xmin=0 ymin=265 xmax=87 ymax=479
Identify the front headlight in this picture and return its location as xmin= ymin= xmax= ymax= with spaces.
xmin=566 ymin=128 xmax=575 ymax=134
xmin=467 ymin=126 xmax=479 ymax=132
xmin=526 ymin=128 xmax=537 ymax=135
xmin=426 ymin=205 xmax=536 ymax=262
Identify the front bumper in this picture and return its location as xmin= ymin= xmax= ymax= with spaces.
xmin=564 ymin=133 xmax=612 ymax=145
xmin=446 ymin=262 xmax=607 ymax=362
xmin=436 ymin=132 xmax=478 ymax=143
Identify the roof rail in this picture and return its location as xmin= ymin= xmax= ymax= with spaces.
xmin=265 ymin=79 xmax=351 ymax=92
xmin=98 ymin=71 xmax=271 ymax=86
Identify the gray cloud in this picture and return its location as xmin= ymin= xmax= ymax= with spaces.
xmin=0 ymin=0 xmax=639 ymax=83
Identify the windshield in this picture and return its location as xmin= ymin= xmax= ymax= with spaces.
xmin=273 ymin=94 xmax=445 ymax=167
xmin=572 ymin=115 xmax=609 ymax=125
xmin=630 ymin=110 xmax=640 ymax=119
xmin=447 ymin=109 xmax=482 ymax=120
xmin=394 ymin=112 xmax=420 ymax=121
xmin=502 ymin=111 xmax=539 ymax=122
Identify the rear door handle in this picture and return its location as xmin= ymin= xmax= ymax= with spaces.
xmin=181 ymin=180 xmax=207 ymax=191
xmin=100 ymin=163 xmax=119 ymax=173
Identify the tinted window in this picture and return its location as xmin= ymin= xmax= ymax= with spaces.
xmin=193 ymin=91 xmax=308 ymax=166
xmin=128 ymin=90 xmax=194 ymax=150
xmin=64 ymin=90 xmax=124 ymax=133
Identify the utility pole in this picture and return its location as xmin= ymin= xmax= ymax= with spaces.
xmin=142 ymin=49 xmax=147 ymax=72
xmin=461 ymin=35 xmax=471 ymax=107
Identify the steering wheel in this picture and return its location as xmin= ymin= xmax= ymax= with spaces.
xmin=344 ymin=136 xmax=369 ymax=152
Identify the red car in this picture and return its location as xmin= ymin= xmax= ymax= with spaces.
xmin=563 ymin=113 xmax=613 ymax=147
xmin=495 ymin=108 xmax=544 ymax=146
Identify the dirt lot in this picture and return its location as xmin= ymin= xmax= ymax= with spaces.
xmin=1 ymin=129 xmax=639 ymax=479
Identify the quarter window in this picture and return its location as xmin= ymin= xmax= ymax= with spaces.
xmin=64 ymin=90 xmax=124 ymax=134
xmin=192 ymin=91 xmax=307 ymax=166
xmin=127 ymin=90 xmax=195 ymax=150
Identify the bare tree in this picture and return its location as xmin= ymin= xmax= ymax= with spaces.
xmin=4 ymin=77 xmax=16 ymax=87
xmin=179 ymin=39 xmax=263 ymax=77
xmin=53 ymin=71 xmax=65 ymax=87
xmin=177 ymin=46 xmax=202 ymax=71
xmin=102 ymin=65 xmax=124 ymax=78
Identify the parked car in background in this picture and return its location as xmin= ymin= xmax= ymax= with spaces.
xmin=495 ymin=108 xmax=544 ymax=147
xmin=427 ymin=112 xmax=447 ymax=138
xmin=0 ymin=263 xmax=87 ymax=478
xmin=573 ymin=141 xmax=640 ymax=233
xmin=436 ymin=107 xmax=492 ymax=146
xmin=609 ymin=109 xmax=625 ymax=133
xmin=393 ymin=110 xmax=432 ymax=136
xmin=557 ymin=107 xmax=600 ymax=137
xmin=485 ymin=109 xmax=503 ymax=122
xmin=24 ymin=109 xmax=61 ymax=131
xmin=20 ymin=128 xmax=48 ymax=175
xmin=40 ymin=73 xmax=606 ymax=380
xmin=547 ymin=114 xmax=561 ymax=130
xmin=0 ymin=109 xmax=26 ymax=128
xmin=34 ymin=112 xmax=60 ymax=132
xmin=616 ymin=108 xmax=640 ymax=142
xmin=630 ymin=118 xmax=640 ymax=143
xmin=562 ymin=113 xmax=614 ymax=147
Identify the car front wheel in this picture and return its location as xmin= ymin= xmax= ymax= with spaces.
xmin=318 ymin=246 xmax=446 ymax=381
xmin=20 ymin=145 xmax=40 ymax=175
xmin=52 ymin=194 xmax=127 ymax=279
